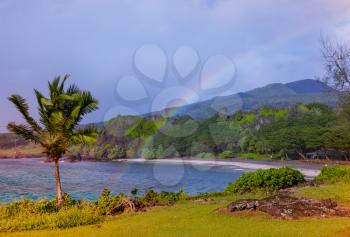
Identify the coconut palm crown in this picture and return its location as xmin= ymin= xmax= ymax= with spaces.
xmin=7 ymin=75 xmax=99 ymax=205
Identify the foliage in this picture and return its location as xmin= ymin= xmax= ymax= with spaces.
xmin=134 ymin=189 xmax=186 ymax=208
xmin=218 ymin=150 xmax=234 ymax=159
xmin=141 ymin=148 xmax=156 ymax=160
xmin=0 ymin=194 xmax=100 ymax=232
xmin=315 ymin=166 xmax=350 ymax=183
xmin=7 ymin=75 xmax=99 ymax=159
xmin=107 ymin=145 xmax=126 ymax=159
xmin=0 ymin=188 xmax=187 ymax=232
xmin=13 ymin=101 xmax=350 ymax=161
xmin=236 ymin=152 xmax=275 ymax=160
xmin=7 ymin=75 xmax=99 ymax=204
xmin=225 ymin=167 xmax=305 ymax=193
xmin=195 ymin=152 xmax=215 ymax=159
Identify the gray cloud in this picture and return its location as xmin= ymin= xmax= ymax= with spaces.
xmin=0 ymin=0 xmax=349 ymax=131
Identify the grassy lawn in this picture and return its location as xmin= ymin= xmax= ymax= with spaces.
xmin=298 ymin=183 xmax=350 ymax=205
xmin=2 ymin=185 xmax=350 ymax=237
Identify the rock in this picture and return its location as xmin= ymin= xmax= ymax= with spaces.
xmin=227 ymin=199 xmax=259 ymax=212
xmin=227 ymin=193 xmax=348 ymax=219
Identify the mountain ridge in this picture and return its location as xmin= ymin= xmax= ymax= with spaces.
xmin=143 ymin=79 xmax=339 ymax=119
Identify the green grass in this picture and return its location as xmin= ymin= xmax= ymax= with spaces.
xmin=298 ymin=183 xmax=350 ymax=205
xmin=315 ymin=166 xmax=350 ymax=184
xmin=2 ymin=187 xmax=350 ymax=237
xmin=0 ymin=207 xmax=100 ymax=232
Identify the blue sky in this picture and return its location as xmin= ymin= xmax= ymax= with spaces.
xmin=0 ymin=0 xmax=350 ymax=131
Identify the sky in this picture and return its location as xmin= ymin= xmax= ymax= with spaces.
xmin=0 ymin=0 xmax=350 ymax=131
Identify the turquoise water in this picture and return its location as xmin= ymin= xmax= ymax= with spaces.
xmin=0 ymin=158 xmax=244 ymax=203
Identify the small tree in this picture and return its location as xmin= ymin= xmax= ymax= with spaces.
xmin=321 ymin=36 xmax=350 ymax=122
xmin=321 ymin=36 xmax=350 ymax=94
xmin=7 ymin=75 xmax=98 ymax=205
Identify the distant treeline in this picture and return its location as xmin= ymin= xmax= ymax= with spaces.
xmin=67 ymin=102 xmax=350 ymax=161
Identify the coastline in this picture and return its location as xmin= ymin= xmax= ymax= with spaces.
xmin=125 ymin=158 xmax=323 ymax=177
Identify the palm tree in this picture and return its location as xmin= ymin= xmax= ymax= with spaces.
xmin=7 ymin=75 xmax=98 ymax=205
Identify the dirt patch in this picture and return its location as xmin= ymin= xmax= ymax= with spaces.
xmin=226 ymin=192 xmax=350 ymax=219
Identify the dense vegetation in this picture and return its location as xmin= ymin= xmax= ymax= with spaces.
xmin=225 ymin=167 xmax=305 ymax=193
xmin=315 ymin=166 xmax=350 ymax=184
xmin=0 ymin=189 xmax=186 ymax=232
xmin=67 ymin=102 xmax=350 ymax=161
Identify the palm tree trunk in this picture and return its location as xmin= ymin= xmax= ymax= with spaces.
xmin=54 ymin=159 xmax=64 ymax=206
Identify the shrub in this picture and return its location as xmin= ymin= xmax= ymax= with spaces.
xmin=141 ymin=146 xmax=166 ymax=159
xmin=225 ymin=167 xmax=305 ymax=193
xmin=0 ymin=207 xmax=100 ymax=232
xmin=92 ymin=146 xmax=108 ymax=159
xmin=315 ymin=166 xmax=350 ymax=183
xmin=0 ymin=199 xmax=57 ymax=218
xmin=195 ymin=152 xmax=215 ymax=159
xmin=141 ymin=148 xmax=158 ymax=160
xmin=50 ymin=208 xmax=100 ymax=229
xmin=107 ymin=145 xmax=126 ymax=159
xmin=94 ymin=189 xmax=135 ymax=216
xmin=0 ymin=197 xmax=100 ymax=232
xmin=0 ymin=189 xmax=187 ymax=232
xmin=93 ymin=188 xmax=186 ymax=216
xmin=219 ymin=150 xmax=234 ymax=159
xmin=134 ymin=189 xmax=186 ymax=208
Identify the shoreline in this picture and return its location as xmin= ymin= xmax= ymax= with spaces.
xmin=123 ymin=158 xmax=323 ymax=177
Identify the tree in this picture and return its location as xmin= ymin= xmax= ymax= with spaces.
xmin=7 ymin=75 xmax=98 ymax=205
xmin=321 ymin=36 xmax=350 ymax=94
xmin=321 ymin=36 xmax=350 ymax=120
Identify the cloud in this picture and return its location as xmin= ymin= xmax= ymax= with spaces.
xmin=0 ymin=0 xmax=350 ymax=130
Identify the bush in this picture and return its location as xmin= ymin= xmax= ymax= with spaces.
xmin=134 ymin=189 xmax=186 ymax=208
xmin=141 ymin=146 xmax=167 ymax=159
xmin=219 ymin=150 xmax=234 ymax=159
xmin=315 ymin=166 xmax=350 ymax=183
xmin=0 ymin=189 xmax=187 ymax=232
xmin=195 ymin=152 xmax=215 ymax=159
xmin=107 ymin=145 xmax=126 ymax=159
xmin=225 ymin=167 xmax=305 ymax=193
xmin=94 ymin=188 xmax=135 ymax=215
xmin=141 ymin=148 xmax=158 ymax=160
xmin=0 ymin=196 xmax=100 ymax=232
xmin=0 ymin=207 xmax=100 ymax=232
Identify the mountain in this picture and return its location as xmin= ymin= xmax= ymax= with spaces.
xmin=146 ymin=79 xmax=339 ymax=119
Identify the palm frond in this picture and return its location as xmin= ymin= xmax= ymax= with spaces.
xmin=70 ymin=125 xmax=98 ymax=145
xmin=79 ymin=91 xmax=99 ymax=115
xmin=8 ymin=95 xmax=42 ymax=133
xmin=7 ymin=122 xmax=41 ymax=144
xmin=66 ymin=84 xmax=81 ymax=95
xmin=64 ymin=91 xmax=98 ymax=131
xmin=59 ymin=74 xmax=70 ymax=93
xmin=48 ymin=76 xmax=61 ymax=102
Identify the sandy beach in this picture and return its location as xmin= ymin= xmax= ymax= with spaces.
xmin=126 ymin=158 xmax=322 ymax=177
